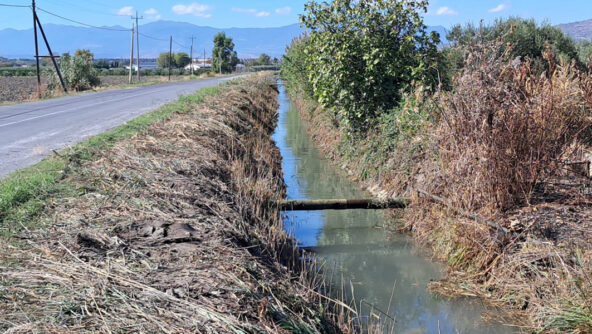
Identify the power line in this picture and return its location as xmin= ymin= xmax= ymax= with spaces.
xmin=36 ymin=7 xmax=131 ymax=31
xmin=173 ymin=40 xmax=188 ymax=49
xmin=138 ymin=32 xmax=168 ymax=42
xmin=43 ymin=0 xmax=124 ymax=18
xmin=0 ymin=3 xmax=30 ymax=7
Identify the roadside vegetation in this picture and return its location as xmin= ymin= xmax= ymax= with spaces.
xmin=0 ymin=74 xmax=367 ymax=333
xmin=282 ymin=0 xmax=592 ymax=332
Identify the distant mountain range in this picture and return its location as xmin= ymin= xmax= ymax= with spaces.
xmin=558 ymin=19 xmax=592 ymax=41
xmin=0 ymin=21 xmax=302 ymax=59
xmin=0 ymin=20 xmax=449 ymax=60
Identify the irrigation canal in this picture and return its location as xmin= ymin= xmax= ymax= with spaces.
xmin=272 ymin=82 xmax=514 ymax=334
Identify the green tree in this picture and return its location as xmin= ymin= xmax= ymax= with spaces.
xmin=299 ymin=0 xmax=441 ymax=131
xmin=74 ymin=49 xmax=94 ymax=64
xmin=212 ymin=32 xmax=238 ymax=74
xmin=46 ymin=50 xmax=100 ymax=91
xmin=256 ymin=53 xmax=271 ymax=66
xmin=174 ymin=52 xmax=191 ymax=68
xmin=94 ymin=59 xmax=109 ymax=69
xmin=157 ymin=53 xmax=176 ymax=68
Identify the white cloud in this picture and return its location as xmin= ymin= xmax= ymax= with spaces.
xmin=275 ymin=7 xmax=291 ymax=15
xmin=232 ymin=7 xmax=270 ymax=17
xmin=488 ymin=4 xmax=508 ymax=13
xmin=172 ymin=3 xmax=212 ymax=18
xmin=232 ymin=7 xmax=257 ymax=14
xmin=436 ymin=6 xmax=458 ymax=16
xmin=144 ymin=8 xmax=162 ymax=20
xmin=117 ymin=6 xmax=134 ymax=16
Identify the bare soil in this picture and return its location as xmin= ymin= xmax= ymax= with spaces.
xmin=0 ymin=75 xmax=190 ymax=104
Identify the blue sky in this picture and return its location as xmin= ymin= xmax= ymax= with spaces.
xmin=1 ymin=1 xmax=591 ymax=30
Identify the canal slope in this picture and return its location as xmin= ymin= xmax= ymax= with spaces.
xmin=0 ymin=74 xmax=344 ymax=333
xmin=273 ymin=83 xmax=512 ymax=333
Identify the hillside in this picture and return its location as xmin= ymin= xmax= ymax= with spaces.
xmin=0 ymin=21 xmax=303 ymax=59
xmin=0 ymin=21 xmax=448 ymax=59
xmin=558 ymin=18 xmax=592 ymax=41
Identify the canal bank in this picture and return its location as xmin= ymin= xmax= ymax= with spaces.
xmin=0 ymin=74 xmax=349 ymax=333
xmin=273 ymin=83 xmax=513 ymax=333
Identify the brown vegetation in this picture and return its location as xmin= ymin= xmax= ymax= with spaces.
xmin=287 ymin=38 xmax=592 ymax=332
xmin=0 ymin=74 xmax=348 ymax=333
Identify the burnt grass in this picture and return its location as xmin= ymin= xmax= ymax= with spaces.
xmin=0 ymin=74 xmax=348 ymax=333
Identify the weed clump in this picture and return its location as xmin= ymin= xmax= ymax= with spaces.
xmin=434 ymin=40 xmax=592 ymax=213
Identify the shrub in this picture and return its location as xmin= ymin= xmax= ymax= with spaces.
xmin=299 ymin=0 xmax=442 ymax=132
xmin=47 ymin=51 xmax=100 ymax=92
xmin=436 ymin=38 xmax=592 ymax=213
xmin=446 ymin=18 xmax=581 ymax=73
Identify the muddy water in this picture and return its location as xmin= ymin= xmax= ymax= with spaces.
xmin=273 ymin=84 xmax=512 ymax=334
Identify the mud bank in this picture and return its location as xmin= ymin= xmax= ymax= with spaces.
xmin=0 ymin=74 xmax=345 ymax=333
xmin=284 ymin=85 xmax=592 ymax=332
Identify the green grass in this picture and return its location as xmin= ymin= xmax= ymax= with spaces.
xmin=0 ymin=82 xmax=231 ymax=237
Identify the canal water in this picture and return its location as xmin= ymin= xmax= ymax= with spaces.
xmin=272 ymin=83 xmax=512 ymax=334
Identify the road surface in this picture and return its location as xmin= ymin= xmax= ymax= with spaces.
xmin=0 ymin=76 xmax=240 ymax=178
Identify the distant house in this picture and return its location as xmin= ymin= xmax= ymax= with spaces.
xmin=125 ymin=59 xmax=158 ymax=71
xmin=185 ymin=58 xmax=212 ymax=70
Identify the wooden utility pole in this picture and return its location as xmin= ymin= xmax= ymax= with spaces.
xmin=32 ymin=0 xmax=41 ymax=97
xmin=32 ymin=1 xmax=67 ymax=93
xmin=203 ymin=49 xmax=206 ymax=69
xmin=189 ymin=36 xmax=195 ymax=75
xmin=132 ymin=12 xmax=143 ymax=82
xmin=168 ymin=36 xmax=173 ymax=81
xmin=128 ymin=23 xmax=134 ymax=84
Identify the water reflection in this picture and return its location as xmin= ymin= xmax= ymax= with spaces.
xmin=273 ymin=84 xmax=511 ymax=334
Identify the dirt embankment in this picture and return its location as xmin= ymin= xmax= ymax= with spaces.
xmin=0 ymin=74 xmax=343 ymax=333
xmin=286 ymin=87 xmax=592 ymax=332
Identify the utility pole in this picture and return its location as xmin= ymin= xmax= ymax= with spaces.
xmin=132 ymin=12 xmax=143 ymax=82
xmin=168 ymin=36 xmax=173 ymax=81
xmin=32 ymin=0 xmax=41 ymax=97
xmin=32 ymin=0 xmax=67 ymax=93
xmin=203 ymin=49 xmax=205 ymax=69
xmin=128 ymin=23 xmax=134 ymax=84
xmin=189 ymin=36 xmax=195 ymax=75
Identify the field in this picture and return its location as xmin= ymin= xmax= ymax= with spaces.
xmin=0 ymin=75 xmax=191 ymax=104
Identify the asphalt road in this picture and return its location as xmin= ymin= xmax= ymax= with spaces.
xmin=0 ymin=76 xmax=240 ymax=178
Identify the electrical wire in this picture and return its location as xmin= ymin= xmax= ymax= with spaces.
xmin=138 ymin=32 xmax=168 ymax=42
xmin=0 ymin=3 xmax=30 ymax=7
xmin=36 ymin=7 xmax=131 ymax=31
xmin=43 ymin=0 xmax=124 ymax=18
xmin=173 ymin=40 xmax=188 ymax=49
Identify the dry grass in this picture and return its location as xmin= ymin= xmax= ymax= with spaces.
xmin=0 ymin=74 xmax=355 ymax=333
xmin=286 ymin=36 xmax=592 ymax=331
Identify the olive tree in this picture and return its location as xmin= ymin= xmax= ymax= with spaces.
xmin=300 ymin=0 xmax=441 ymax=131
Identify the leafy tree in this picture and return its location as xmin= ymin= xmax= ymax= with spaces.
xmin=299 ymin=0 xmax=441 ymax=131
xmin=174 ymin=52 xmax=191 ymax=68
xmin=74 ymin=49 xmax=94 ymax=64
xmin=157 ymin=53 xmax=176 ymax=69
xmin=94 ymin=59 xmax=109 ymax=69
xmin=576 ymin=40 xmax=592 ymax=63
xmin=212 ymin=32 xmax=238 ymax=73
xmin=256 ymin=53 xmax=271 ymax=66
xmin=46 ymin=50 xmax=100 ymax=91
